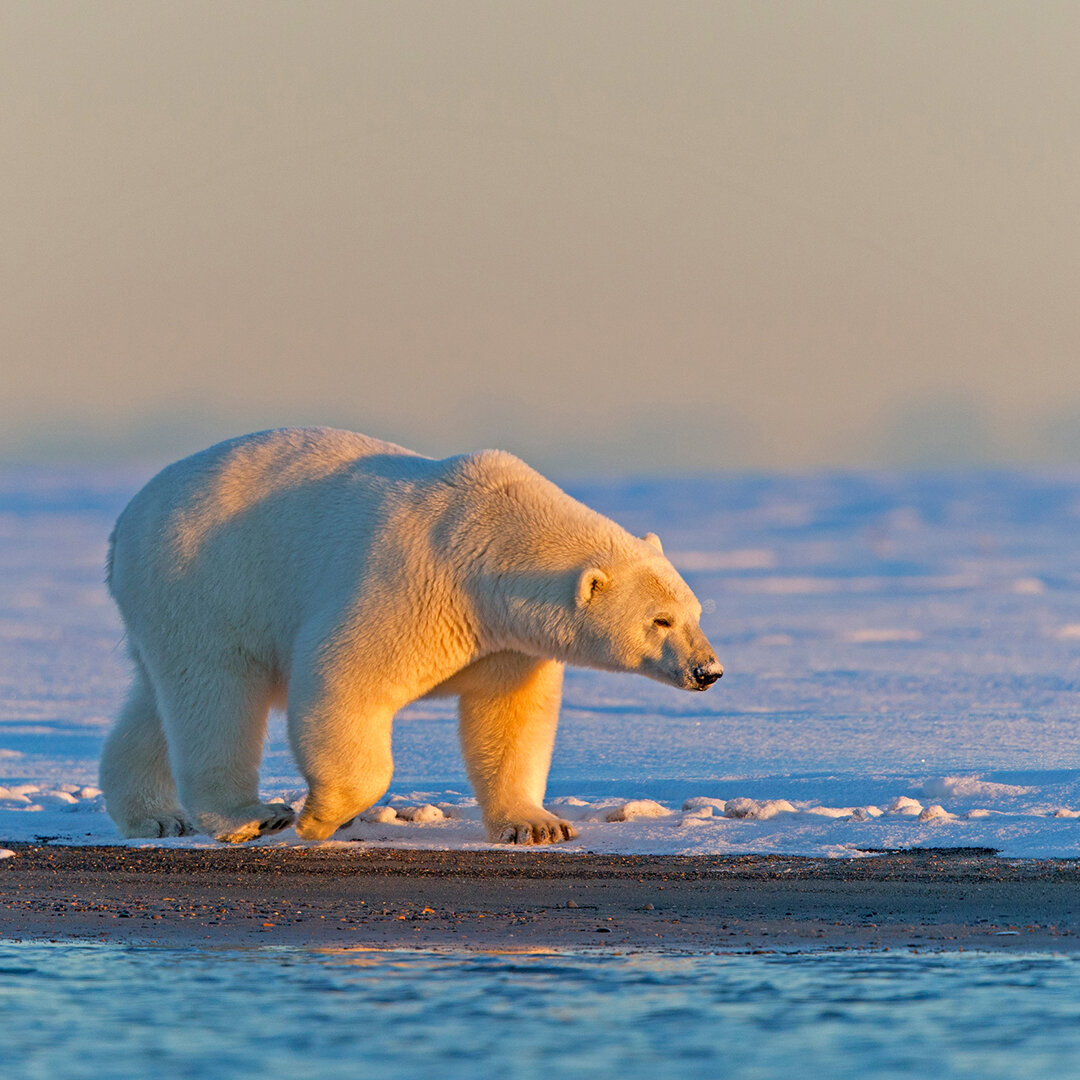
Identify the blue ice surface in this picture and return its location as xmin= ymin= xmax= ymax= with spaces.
xmin=3 ymin=942 xmax=1080 ymax=1080
xmin=1 ymin=464 xmax=1079 ymax=823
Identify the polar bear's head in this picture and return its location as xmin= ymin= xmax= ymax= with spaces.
xmin=571 ymin=533 xmax=723 ymax=692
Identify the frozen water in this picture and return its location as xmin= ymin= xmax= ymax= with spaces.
xmin=2 ymin=464 xmax=1079 ymax=856
xmin=2 ymin=942 xmax=1080 ymax=1080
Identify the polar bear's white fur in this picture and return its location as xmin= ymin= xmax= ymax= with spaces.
xmin=100 ymin=428 xmax=722 ymax=845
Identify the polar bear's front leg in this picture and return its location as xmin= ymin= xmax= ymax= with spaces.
xmin=287 ymin=676 xmax=395 ymax=841
xmin=457 ymin=653 xmax=576 ymax=845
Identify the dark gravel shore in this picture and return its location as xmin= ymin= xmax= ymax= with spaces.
xmin=2 ymin=843 xmax=1079 ymax=952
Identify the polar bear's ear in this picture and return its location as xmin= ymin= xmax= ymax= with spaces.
xmin=576 ymin=567 xmax=610 ymax=607
xmin=642 ymin=532 xmax=663 ymax=554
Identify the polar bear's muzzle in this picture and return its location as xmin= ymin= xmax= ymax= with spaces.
xmin=692 ymin=660 xmax=724 ymax=690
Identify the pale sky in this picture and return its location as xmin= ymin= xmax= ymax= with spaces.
xmin=2 ymin=1 xmax=1079 ymax=470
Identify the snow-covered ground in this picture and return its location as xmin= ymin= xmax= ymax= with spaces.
xmin=2 ymin=464 xmax=1079 ymax=857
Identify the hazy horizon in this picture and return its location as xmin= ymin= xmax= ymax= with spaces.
xmin=3 ymin=2 xmax=1079 ymax=472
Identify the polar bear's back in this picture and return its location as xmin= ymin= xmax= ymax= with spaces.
xmin=142 ymin=427 xmax=420 ymax=503
xmin=107 ymin=428 xmax=440 ymax=648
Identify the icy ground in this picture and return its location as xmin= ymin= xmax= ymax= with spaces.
xmin=1 ymin=465 xmax=1078 ymax=857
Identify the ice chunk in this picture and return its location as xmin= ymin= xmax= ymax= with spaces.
xmin=395 ymin=804 xmax=445 ymax=824
xmin=724 ymin=798 xmax=796 ymax=820
xmin=360 ymin=806 xmax=399 ymax=824
xmin=888 ymin=796 xmax=923 ymax=815
xmin=605 ymin=799 xmax=672 ymax=822
xmin=37 ymin=791 xmax=79 ymax=806
xmin=918 ymin=804 xmax=953 ymax=821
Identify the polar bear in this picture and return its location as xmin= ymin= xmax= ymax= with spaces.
xmin=100 ymin=428 xmax=722 ymax=845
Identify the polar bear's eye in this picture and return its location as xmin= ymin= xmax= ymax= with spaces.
xmin=653 ymin=616 xmax=673 ymax=629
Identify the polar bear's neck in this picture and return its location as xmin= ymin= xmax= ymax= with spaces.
xmin=439 ymin=459 xmax=638 ymax=660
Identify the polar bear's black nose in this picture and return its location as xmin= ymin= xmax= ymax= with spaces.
xmin=693 ymin=661 xmax=723 ymax=689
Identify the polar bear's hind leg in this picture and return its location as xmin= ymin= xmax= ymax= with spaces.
xmin=156 ymin=663 xmax=296 ymax=843
xmin=100 ymin=660 xmax=196 ymax=838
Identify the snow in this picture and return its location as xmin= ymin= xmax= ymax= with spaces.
xmin=921 ymin=776 xmax=1035 ymax=800
xmin=392 ymin=804 xmax=445 ymax=824
xmin=603 ymin=799 xmax=671 ymax=822
xmin=2 ymin=464 xmax=1080 ymax=859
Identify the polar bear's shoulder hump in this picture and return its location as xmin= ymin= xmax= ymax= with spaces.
xmin=439 ymin=448 xmax=541 ymax=493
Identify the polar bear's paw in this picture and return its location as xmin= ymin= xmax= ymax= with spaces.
xmin=293 ymin=812 xmax=341 ymax=841
xmin=119 ymin=812 xmax=197 ymax=839
xmin=491 ymin=810 xmax=578 ymax=845
xmin=205 ymin=802 xmax=297 ymax=844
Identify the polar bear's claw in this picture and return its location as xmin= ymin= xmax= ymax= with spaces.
xmin=497 ymin=816 xmax=577 ymax=845
xmin=121 ymin=813 xmax=196 ymax=839
xmin=167 ymin=816 xmax=198 ymax=837
xmin=259 ymin=806 xmax=297 ymax=834
xmin=211 ymin=802 xmax=298 ymax=843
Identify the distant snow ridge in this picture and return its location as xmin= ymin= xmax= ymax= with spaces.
xmin=668 ymin=549 xmax=776 ymax=572
xmin=922 ymin=776 xmax=1036 ymax=800
xmin=843 ymin=628 xmax=922 ymax=644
